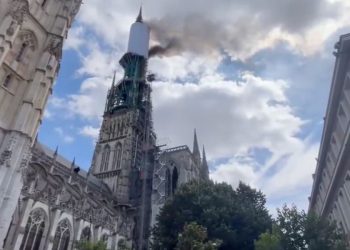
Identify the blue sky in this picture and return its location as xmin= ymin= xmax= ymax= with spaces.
xmin=38 ymin=0 xmax=350 ymax=212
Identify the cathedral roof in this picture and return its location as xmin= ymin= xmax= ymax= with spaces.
xmin=33 ymin=142 xmax=111 ymax=194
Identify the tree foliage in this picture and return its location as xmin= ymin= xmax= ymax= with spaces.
xmin=176 ymin=222 xmax=222 ymax=250
xmin=304 ymin=211 xmax=348 ymax=250
xmin=254 ymin=226 xmax=282 ymax=250
xmin=255 ymin=205 xmax=348 ymax=250
xmin=76 ymin=240 xmax=107 ymax=250
xmin=276 ymin=205 xmax=306 ymax=250
xmin=152 ymin=180 xmax=272 ymax=250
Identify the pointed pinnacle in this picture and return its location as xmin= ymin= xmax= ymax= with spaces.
xmin=54 ymin=145 xmax=58 ymax=157
xmin=112 ymin=71 xmax=117 ymax=86
xmin=136 ymin=6 xmax=143 ymax=22
xmin=193 ymin=129 xmax=199 ymax=153
xmin=71 ymin=157 xmax=75 ymax=169
xmin=202 ymin=145 xmax=207 ymax=161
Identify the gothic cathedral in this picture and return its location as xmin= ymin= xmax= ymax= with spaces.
xmin=0 ymin=3 xmax=209 ymax=250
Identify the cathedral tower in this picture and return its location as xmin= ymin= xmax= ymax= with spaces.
xmin=0 ymin=0 xmax=81 ymax=247
xmin=90 ymin=8 xmax=156 ymax=249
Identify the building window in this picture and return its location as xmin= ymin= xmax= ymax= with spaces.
xmin=20 ymin=209 xmax=46 ymax=250
xmin=101 ymin=145 xmax=111 ymax=172
xmin=2 ymin=74 xmax=12 ymax=88
xmin=52 ymin=219 xmax=71 ymax=250
xmin=172 ymin=167 xmax=178 ymax=195
xmin=16 ymin=43 xmax=28 ymax=62
xmin=112 ymin=143 xmax=123 ymax=170
xmin=338 ymin=104 xmax=349 ymax=132
xmin=80 ymin=227 xmax=91 ymax=241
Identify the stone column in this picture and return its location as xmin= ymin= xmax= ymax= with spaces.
xmin=13 ymin=198 xmax=34 ymax=250
xmin=0 ymin=132 xmax=31 ymax=250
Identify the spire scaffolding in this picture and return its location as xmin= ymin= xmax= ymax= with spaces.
xmin=112 ymin=70 xmax=117 ymax=87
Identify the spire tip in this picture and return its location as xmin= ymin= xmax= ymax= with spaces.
xmin=136 ymin=6 xmax=143 ymax=23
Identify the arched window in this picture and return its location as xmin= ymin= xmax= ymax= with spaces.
xmin=13 ymin=30 xmax=37 ymax=65
xmin=172 ymin=167 xmax=178 ymax=195
xmin=112 ymin=143 xmax=123 ymax=170
xmin=16 ymin=43 xmax=28 ymax=62
xmin=101 ymin=234 xmax=108 ymax=243
xmin=52 ymin=219 xmax=71 ymax=250
xmin=120 ymin=121 xmax=125 ymax=136
xmin=101 ymin=145 xmax=111 ymax=172
xmin=165 ymin=168 xmax=171 ymax=196
xmin=3 ymin=74 xmax=12 ymax=88
xmin=20 ymin=209 xmax=46 ymax=250
xmin=80 ymin=227 xmax=91 ymax=241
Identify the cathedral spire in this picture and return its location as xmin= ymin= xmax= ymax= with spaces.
xmin=193 ymin=129 xmax=201 ymax=165
xmin=53 ymin=145 xmax=58 ymax=158
xmin=136 ymin=6 xmax=143 ymax=23
xmin=202 ymin=145 xmax=209 ymax=179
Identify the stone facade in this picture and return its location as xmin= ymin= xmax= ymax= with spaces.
xmin=3 ymin=143 xmax=120 ymax=250
xmin=151 ymin=139 xmax=209 ymax=229
xmin=0 ymin=7 xmax=209 ymax=250
xmin=309 ymin=33 xmax=350 ymax=240
xmin=0 ymin=0 xmax=81 ymax=248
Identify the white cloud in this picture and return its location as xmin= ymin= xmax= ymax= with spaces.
xmin=153 ymin=72 xmax=302 ymax=161
xmin=80 ymin=126 xmax=100 ymax=141
xmin=43 ymin=109 xmax=52 ymax=119
xmin=210 ymin=157 xmax=258 ymax=189
xmin=64 ymin=26 xmax=85 ymax=51
xmin=54 ymin=127 xmax=75 ymax=144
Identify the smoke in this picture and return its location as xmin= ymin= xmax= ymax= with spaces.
xmin=144 ymin=0 xmax=342 ymax=60
xmin=149 ymin=38 xmax=182 ymax=57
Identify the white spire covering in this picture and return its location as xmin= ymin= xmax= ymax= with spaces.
xmin=127 ymin=8 xmax=150 ymax=58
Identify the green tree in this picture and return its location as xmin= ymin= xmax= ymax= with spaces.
xmin=152 ymin=180 xmax=272 ymax=250
xmin=272 ymin=205 xmax=348 ymax=250
xmin=304 ymin=212 xmax=347 ymax=250
xmin=76 ymin=241 xmax=107 ymax=250
xmin=275 ymin=205 xmax=306 ymax=250
xmin=176 ymin=222 xmax=221 ymax=250
xmin=254 ymin=226 xmax=282 ymax=250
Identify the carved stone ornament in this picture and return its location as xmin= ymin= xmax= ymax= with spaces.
xmin=0 ymin=150 xmax=12 ymax=167
xmin=0 ymin=134 xmax=18 ymax=167
xmin=9 ymin=0 xmax=29 ymax=25
xmin=70 ymin=0 xmax=82 ymax=18
xmin=45 ymin=37 xmax=63 ymax=60
xmin=19 ymin=142 xmax=32 ymax=171
xmin=6 ymin=21 xmax=16 ymax=37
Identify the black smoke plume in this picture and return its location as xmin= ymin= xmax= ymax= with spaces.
xmin=149 ymin=38 xmax=181 ymax=58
